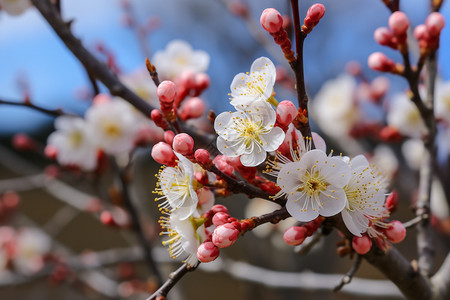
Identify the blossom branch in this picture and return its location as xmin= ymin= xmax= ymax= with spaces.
xmin=145 ymin=58 xmax=161 ymax=87
xmin=333 ymin=255 xmax=363 ymax=292
xmin=0 ymin=97 xmax=71 ymax=117
xmin=381 ymin=0 xmax=400 ymax=12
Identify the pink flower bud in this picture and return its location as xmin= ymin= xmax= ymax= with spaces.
xmin=172 ymin=133 xmax=194 ymax=155
xmin=151 ymin=142 xmax=177 ymax=167
xmin=92 ymin=93 xmax=111 ymax=106
xmin=44 ymin=145 xmax=58 ymax=160
xmin=304 ymin=4 xmax=325 ymax=28
xmin=212 ymin=223 xmax=240 ymax=248
xmin=157 ymin=80 xmax=177 ymax=104
xmin=211 ymin=204 xmax=229 ymax=214
xmin=374 ymin=27 xmax=397 ymax=48
xmin=176 ymin=70 xmax=195 ymax=89
xmin=426 ymin=12 xmax=445 ymax=36
xmin=195 ymin=149 xmax=212 ymax=167
xmin=352 ymin=235 xmax=372 ymax=255
xmin=260 ymin=8 xmax=283 ymax=33
xmin=197 ymin=241 xmax=220 ymax=263
xmin=384 ymin=191 xmax=399 ymax=213
xmin=213 ymin=155 xmax=234 ymax=176
xmin=151 ymin=109 xmax=168 ymax=130
xmin=164 ymin=130 xmax=175 ymax=145
xmin=388 ymin=11 xmax=409 ymax=35
xmin=194 ymin=73 xmax=210 ymax=91
xmin=12 ymin=133 xmax=36 ymax=151
xmin=283 ymin=226 xmax=307 ymax=246
xmin=212 ymin=212 xmax=230 ymax=227
xmin=179 ymin=97 xmax=205 ymax=121
xmin=345 ymin=61 xmax=362 ymax=76
xmin=368 ymin=52 xmax=395 ymax=72
xmin=370 ymin=76 xmax=390 ymax=100
xmin=100 ymin=211 xmax=117 ymax=227
xmin=276 ymin=100 xmax=297 ymax=128
xmin=385 ymin=220 xmax=406 ymax=243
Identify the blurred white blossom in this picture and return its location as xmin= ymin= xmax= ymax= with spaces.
xmin=0 ymin=0 xmax=31 ymax=16
xmin=387 ymin=93 xmax=426 ymax=138
xmin=152 ymin=40 xmax=209 ymax=80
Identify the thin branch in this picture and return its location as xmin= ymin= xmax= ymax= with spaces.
xmin=114 ymin=164 xmax=163 ymax=285
xmin=250 ymin=206 xmax=290 ymax=228
xmin=403 ymin=214 xmax=429 ymax=229
xmin=146 ymin=263 xmax=198 ymax=300
xmin=333 ymin=255 xmax=363 ymax=292
xmin=0 ymin=98 xmax=71 ymax=117
xmin=145 ymin=58 xmax=161 ymax=87
xmin=381 ymin=0 xmax=400 ymax=12
xmin=31 ymin=0 xmax=155 ymax=116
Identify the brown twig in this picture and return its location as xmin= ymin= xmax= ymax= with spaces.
xmin=289 ymin=0 xmax=313 ymax=142
xmin=145 ymin=58 xmax=161 ymax=87
xmin=250 ymin=206 xmax=290 ymax=228
xmin=31 ymin=0 xmax=156 ymax=117
xmin=0 ymin=97 xmax=72 ymax=117
xmin=381 ymin=0 xmax=400 ymax=12
xmin=333 ymin=255 xmax=363 ymax=292
xmin=146 ymin=263 xmax=198 ymax=300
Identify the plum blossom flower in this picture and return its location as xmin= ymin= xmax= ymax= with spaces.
xmin=14 ymin=227 xmax=51 ymax=275
xmin=312 ymin=74 xmax=359 ymax=137
xmin=277 ymin=149 xmax=351 ymax=222
xmin=342 ymin=155 xmax=386 ymax=236
xmin=152 ymin=40 xmax=209 ymax=81
xmin=435 ymin=80 xmax=450 ymax=123
xmin=0 ymin=0 xmax=31 ymax=16
xmin=215 ymin=101 xmax=285 ymax=167
xmin=387 ymin=93 xmax=426 ymax=138
xmin=159 ymin=211 xmax=205 ymax=267
xmin=85 ymin=99 xmax=140 ymax=155
xmin=47 ymin=116 xmax=98 ymax=171
xmin=155 ymin=153 xmax=201 ymax=220
xmin=229 ymin=57 xmax=277 ymax=109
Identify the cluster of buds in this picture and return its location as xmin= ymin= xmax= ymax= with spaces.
xmin=151 ymin=132 xmax=196 ymax=166
xmin=371 ymin=10 xmax=446 ymax=73
xmin=260 ymin=8 xmax=295 ymax=62
xmin=283 ymin=217 xmax=324 ymax=246
xmin=152 ymin=74 xmax=208 ymax=128
xmin=415 ymin=12 xmax=446 ymax=51
xmin=352 ymin=220 xmax=406 ymax=255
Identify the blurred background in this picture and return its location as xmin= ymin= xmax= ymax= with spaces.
xmin=0 ymin=0 xmax=449 ymax=299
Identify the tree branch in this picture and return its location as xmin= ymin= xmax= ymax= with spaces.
xmin=31 ymin=0 xmax=155 ymax=116
xmin=0 ymin=97 xmax=72 ymax=117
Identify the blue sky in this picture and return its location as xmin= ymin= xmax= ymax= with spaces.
xmin=0 ymin=0 xmax=449 ymax=136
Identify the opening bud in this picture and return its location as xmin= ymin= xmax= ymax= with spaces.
xmin=352 ymin=235 xmax=372 ymax=255
xmin=304 ymin=4 xmax=325 ymax=29
xmin=212 ymin=223 xmax=240 ymax=248
xmin=157 ymin=80 xmax=177 ymax=104
xmin=388 ymin=11 xmax=410 ymax=35
xmin=260 ymin=8 xmax=283 ymax=33
xmin=368 ymin=52 xmax=396 ymax=72
xmin=276 ymin=100 xmax=297 ymax=128
xmin=151 ymin=142 xmax=177 ymax=167
xmin=197 ymin=241 xmax=220 ymax=263
xmin=426 ymin=12 xmax=445 ymax=36
xmin=283 ymin=226 xmax=307 ymax=246
xmin=195 ymin=149 xmax=212 ymax=167
xmin=384 ymin=220 xmax=406 ymax=243
xmin=172 ymin=133 xmax=194 ymax=155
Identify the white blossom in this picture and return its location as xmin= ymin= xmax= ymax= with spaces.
xmin=401 ymin=139 xmax=424 ymax=170
xmin=47 ymin=116 xmax=98 ymax=171
xmin=14 ymin=227 xmax=51 ymax=275
xmin=85 ymin=99 xmax=140 ymax=155
xmin=159 ymin=211 xmax=205 ymax=267
xmin=155 ymin=153 xmax=200 ymax=220
xmin=215 ymin=101 xmax=285 ymax=167
xmin=0 ymin=0 xmax=31 ymax=16
xmin=342 ymin=155 xmax=386 ymax=236
xmin=372 ymin=144 xmax=398 ymax=184
xmin=387 ymin=93 xmax=426 ymax=138
xmin=277 ymin=149 xmax=351 ymax=222
xmin=312 ymin=75 xmax=359 ymax=137
xmin=229 ymin=57 xmax=276 ymax=109
xmin=152 ymin=40 xmax=209 ymax=80
xmin=435 ymin=80 xmax=450 ymax=123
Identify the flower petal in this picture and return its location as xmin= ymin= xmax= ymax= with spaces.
xmin=286 ymin=195 xmax=319 ymax=222
xmin=317 ymin=187 xmax=347 ymax=217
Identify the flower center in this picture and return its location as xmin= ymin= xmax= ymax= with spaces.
xmin=69 ymin=131 xmax=83 ymax=148
xmin=406 ymin=109 xmax=420 ymax=123
xmin=103 ymin=122 xmax=122 ymax=139
xmin=236 ymin=118 xmax=264 ymax=146
xmin=297 ymin=170 xmax=328 ymax=197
